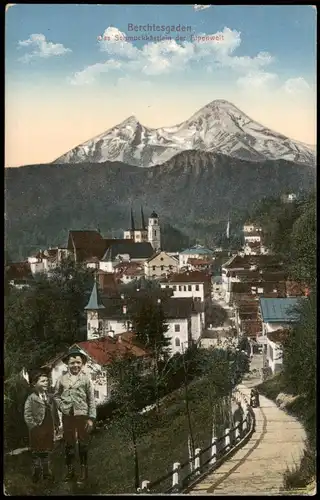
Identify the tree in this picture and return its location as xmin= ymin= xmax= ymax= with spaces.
xmin=108 ymin=353 xmax=151 ymax=491
xmin=128 ymin=297 xmax=171 ymax=414
xmin=289 ymin=197 xmax=316 ymax=287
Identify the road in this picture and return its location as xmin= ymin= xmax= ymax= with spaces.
xmin=188 ymin=355 xmax=307 ymax=495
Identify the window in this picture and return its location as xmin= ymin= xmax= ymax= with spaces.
xmin=183 ymin=286 xmax=187 ymax=291
xmin=174 ymin=324 xmax=180 ymax=332
xmin=94 ymin=390 xmax=100 ymax=399
xmin=179 ymin=286 xmax=182 ymax=291
xmin=152 ymin=266 xmax=156 ymax=271
xmin=175 ymin=337 xmax=181 ymax=347
xmin=188 ymin=285 xmax=192 ymax=291
xmin=195 ymin=284 xmax=199 ymax=291
xmin=160 ymin=257 xmax=164 ymax=261
xmin=88 ymin=323 xmax=91 ymax=331
xmin=173 ymin=285 xmax=177 ymax=291
xmin=169 ymin=265 xmax=173 ymax=270
xmin=161 ymin=265 xmax=164 ymax=271
xmin=154 ymin=230 xmax=157 ymax=237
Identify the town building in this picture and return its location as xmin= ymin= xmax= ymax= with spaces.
xmin=178 ymin=245 xmax=214 ymax=269
xmin=124 ymin=208 xmax=161 ymax=252
xmin=28 ymin=247 xmax=69 ymax=275
xmin=84 ymin=281 xmax=203 ymax=356
xmin=265 ymin=329 xmax=290 ymax=375
xmin=281 ymin=193 xmax=297 ymax=203
xmin=114 ymin=261 xmax=144 ymax=283
xmin=160 ymin=271 xmax=211 ymax=305
xmin=258 ymin=297 xmax=305 ymax=356
xmin=144 ymin=251 xmax=179 ymax=279
xmin=99 ymin=241 xmax=154 ymax=273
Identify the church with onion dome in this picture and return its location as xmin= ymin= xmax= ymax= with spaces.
xmin=123 ymin=207 xmax=161 ymax=252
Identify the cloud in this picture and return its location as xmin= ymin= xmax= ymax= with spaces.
xmin=67 ymin=59 xmax=122 ymax=85
xmin=68 ymin=25 xmax=275 ymax=84
xmin=18 ymin=33 xmax=72 ymax=62
xmin=237 ymin=71 xmax=278 ymax=89
xmin=282 ymin=77 xmax=310 ymax=95
xmin=193 ymin=5 xmax=211 ymax=11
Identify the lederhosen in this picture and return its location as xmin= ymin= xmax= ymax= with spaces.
xmin=29 ymin=397 xmax=54 ymax=452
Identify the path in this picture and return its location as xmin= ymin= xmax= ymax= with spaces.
xmin=188 ymin=355 xmax=307 ymax=495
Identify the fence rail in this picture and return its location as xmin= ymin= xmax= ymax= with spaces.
xmin=138 ymin=389 xmax=255 ymax=494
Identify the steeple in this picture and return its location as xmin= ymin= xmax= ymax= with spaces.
xmin=141 ymin=206 xmax=146 ymax=230
xmin=130 ymin=207 xmax=135 ymax=232
xmin=85 ymin=277 xmax=105 ymax=310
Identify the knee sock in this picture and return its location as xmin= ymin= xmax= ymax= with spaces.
xmin=31 ymin=452 xmax=41 ymax=470
xmin=65 ymin=444 xmax=75 ymax=466
xmin=78 ymin=443 xmax=88 ymax=466
xmin=39 ymin=452 xmax=50 ymax=468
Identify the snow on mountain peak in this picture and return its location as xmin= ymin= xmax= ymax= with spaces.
xmin=53 ymin=100 xmax=315 ymax=167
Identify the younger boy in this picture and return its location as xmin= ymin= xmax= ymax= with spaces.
xmin=24 ymin=370 xmax=60 ymax=483
xmin=54 ymin=347 xmax=96 ymax=483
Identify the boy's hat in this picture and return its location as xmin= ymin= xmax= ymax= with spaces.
xmin=62 ymin=347 xmax=88 ymax=365
xmin=29 ymin=368 xmax=50 ymax=386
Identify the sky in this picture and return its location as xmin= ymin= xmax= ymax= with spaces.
xmin=5 ymin=4 xmax=317 ymax=167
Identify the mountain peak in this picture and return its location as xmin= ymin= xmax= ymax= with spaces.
xmin=120 ymin=115 xmax=140 ymax=126
xmin=53 ymin=99 xmax=315 ymax=167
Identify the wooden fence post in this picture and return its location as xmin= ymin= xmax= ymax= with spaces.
xmin=194 ymin=448 xmax=201 ymax=476
xmin=172 ymin=462 xmax=181 ymax=490
xmin=209 ymin=436 xmax=217 ymax=465
xmin=235 ymin=422 xmax=240 ymax=442
xmin=188 ymin=435 xmax=194 ymax=473
xmin=140 ymin=480 xmax=150 ymax=493
xmin=225 ymin=428 xmax=231 ymax=452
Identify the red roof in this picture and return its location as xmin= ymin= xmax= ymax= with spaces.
xmin=165 ymin=270 xmax=211 ymax=284
xmin=97 ymin=271 xmax=119 ymax=294
xmin=6 ymin=262 xmax=33 ymax=281
xmin=77 ymin=332 xmax=148 ymax=366
xmin=241 ymin=320 xmax=263 ymax=337
xmin=285 ymin=281 xmax=309 ymax=297
xmin=187 ymin=258 xmax=213 ymax=266
xmin=267 ymin=329 xmax=290 ymax=344
xmin=67 ymin=232 xmax=131 ymax=262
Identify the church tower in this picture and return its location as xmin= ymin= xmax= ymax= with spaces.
xmin=84 ymin=275 xmax=105 ymax=340
xmin=148 ymin=211 xmax=161 ymax=252
xmin=124 ymin=208 xmax=135 ymax=240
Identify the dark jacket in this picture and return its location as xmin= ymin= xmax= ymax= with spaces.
xmin=53 ymin=371 xmax=96 ymax=420
xmin=24 ymin=391 xmax=60 ymax=431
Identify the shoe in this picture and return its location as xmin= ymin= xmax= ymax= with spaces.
xmin=77 ymin=465 xmax=88 ymax=484
xmin=64 ymin=465 xmax=75 ymax=481
xmin=32 ymin=467 xmax=42 ymax=483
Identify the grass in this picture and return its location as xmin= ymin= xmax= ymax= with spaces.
xmin=4 ymin=377 xmax=230 ymax=495
xmin=256 ymin=375 xmax=316 ymax=492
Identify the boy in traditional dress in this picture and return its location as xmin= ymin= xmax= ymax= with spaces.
xmin=53 ymin=347 xmax=96 ymax=483
xmin=24 ymin=370 xmax=60 ymax=483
